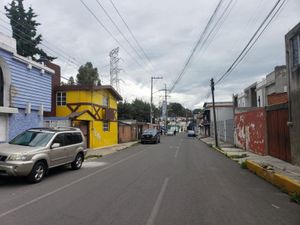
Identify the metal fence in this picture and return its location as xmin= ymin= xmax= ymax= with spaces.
xmin=210 ymin=119 xmax=234 ymax=144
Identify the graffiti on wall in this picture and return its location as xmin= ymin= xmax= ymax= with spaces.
xmin=234 ymin=108 xmax=266 ymax=155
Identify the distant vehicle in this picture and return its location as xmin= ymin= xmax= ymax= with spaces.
xmin=0 ymin=127 xmax=87 ymax=183
xmin=141 ymin=129 xmax=160 ymax=144
xmin=187 ymin=130 xmax=196 ymax=137
xmin=166 ymin=130 xmax=174 ymax=136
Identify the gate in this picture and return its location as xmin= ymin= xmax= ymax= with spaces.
xmin=267 ymin=104 xmax=291 ymax=162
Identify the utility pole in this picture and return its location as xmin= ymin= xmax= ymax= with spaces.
xmin=164 ymin=84 xmax=168 ymax=133
xmin=150 ymin=76 xmax=163 ymax=124
xmin=210 ymin=78 xmax=219 ymax=148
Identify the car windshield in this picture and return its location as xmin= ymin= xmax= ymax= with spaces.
xmin=143 ymin=129 xmax=156 ymax=134
xmin=9 ymin=131 xmax=54 ymax=147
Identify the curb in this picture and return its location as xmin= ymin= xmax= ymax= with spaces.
xmin=246 ymin=160 xmax=300 ymax=195
xmin=200 ymin=139 xmax=300 ymax=196
xmin=85 ymin=142 xmax=139 ymax=160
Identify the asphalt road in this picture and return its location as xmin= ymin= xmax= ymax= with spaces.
xmin=0 ymin=133 xmax=299 ymax=225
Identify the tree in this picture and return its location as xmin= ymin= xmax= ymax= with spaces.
xmin=168 ymin=102 xmax=186 ymax=117
xmin=117 ymin=99 xmax=156 ymax=122
xmin=5 ymin=0 xmax=55 ymax=61
xmin=68 ymin=76 xmax=75 ymax=85
xmin=193 ymin=108 xmax=203 ymax=115
xmin=76 ymin=62 xmax=100 ymax=85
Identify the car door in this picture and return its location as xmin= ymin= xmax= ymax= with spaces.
xmin=64 ymin=132 xmax=82 ymax=162
xmin=49 ymin=133 xmax=68 ymax=167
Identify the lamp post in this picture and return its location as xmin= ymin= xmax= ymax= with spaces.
xmin=150 ymin=76 xmax=163 ymax=124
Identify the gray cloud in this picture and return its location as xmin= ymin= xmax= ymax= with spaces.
xmin=0 ymin=0 xmax=299 ymax=109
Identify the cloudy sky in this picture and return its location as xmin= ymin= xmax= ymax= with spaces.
xmin=0 ymin=0 xmax=299 ymax=109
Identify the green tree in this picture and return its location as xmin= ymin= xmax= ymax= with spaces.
xmin=68 ymin=76 xmax=75 ymax=85
xmin=5 ymin=0 xmax=55 ymax=61
xmin=76 ymin=62 xmax=100 ymax=85
xmin=118 ymin=101 xmax=133 ymax=120
xmin=168 ymin=102 xmax=186 ymax=117
xmin=118 ymin=99 xmax=154 ymax=122
xmin=193 ymin=108 xmax=203 ymax=115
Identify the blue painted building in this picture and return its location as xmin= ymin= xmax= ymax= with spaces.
xmin=0 ymin=33 xmax=54 ymax=141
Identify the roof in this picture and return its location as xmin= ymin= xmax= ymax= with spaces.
xmin=55 ymin=85 xmax=123 ymax=101
xmin=203 ymin=101 xmax=233 ymax=108
xmin=28 ymin=127 xmax=80 ymax=132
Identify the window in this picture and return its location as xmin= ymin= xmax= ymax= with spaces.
xmin=103 ymin=121 xmax=109 ymax=131
xmin=64 ymin=133 xmax=83 ymax=145
xmin=52 ymin=134 xmax=64 ymax=146
xmin=103 ymin=95 xmax=109 ymax=107
xmin=56 ymin=92 xmax=66 ymax=106
xmin=0 ymin=67 xmax=3 ymax=107
xmin=292 ymin=35 xmax=299 ymax=66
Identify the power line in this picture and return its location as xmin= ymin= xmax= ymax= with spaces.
xmin=95 ymin=0 xmax=153 ymax=74
xmin=108 ymin=0 xmax=156 ymax=73
xmin=215 ymin=0 xmax=285 ymax=85
xmin=79 ymin=0 xmax=152 ymax=76
xmin=0 ymin=15 xmax=81 ymax=68
xmin=169 ymin=0 xmax=225 ymax=92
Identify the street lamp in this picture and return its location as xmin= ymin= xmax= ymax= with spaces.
xmin=150 ymin=76 xmax=163 ymax=124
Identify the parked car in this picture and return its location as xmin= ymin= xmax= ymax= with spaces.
xmin=166 ymin=130 xmax=174 ymax=136
xmin=141 ymin=129 xmax=160 ymax=144
xmin=187 ymin=130 xmax=196 ymax=137
xmin=0 ymin=127 xmax=87 ymax=183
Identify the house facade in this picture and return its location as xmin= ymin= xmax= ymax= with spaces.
xmin=54 ymin=85 xmax=122 ymax=148
xmin=286 ymin=22 xmax=300 ymax=166
xmin=0 ymin=33 xmax=53 ymax=142
xmin=202 ymin=102 xmax=234 ymax=144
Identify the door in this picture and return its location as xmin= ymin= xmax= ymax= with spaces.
xmin=74 ymin=121 xmax=89 ymax=148
xmin=49 ymin=134 xmax=69 ymax=166
xmin=267 ymin=108 xmax=291 ymax=162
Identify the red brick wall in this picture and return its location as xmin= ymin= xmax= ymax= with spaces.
xmin=118 ymin=124 xmax=138 ymax=143
xmin=234 ymin=108 xmax=266 ymax=155
xmin=268 ymin=92 xmax=288 ymax=105
xmin=44 ymin=62 xmax=61 ymax=117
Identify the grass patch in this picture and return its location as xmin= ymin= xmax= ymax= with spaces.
xmin=240 ymin=161 xmax=248 ymax=169
xmin=290 ymin=193 xmax=300 ymax=204
xmin=208 ymin=143 xmax=213 ymax=147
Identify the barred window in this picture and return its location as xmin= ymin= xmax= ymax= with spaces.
xmin=103 ymin=121 xmax=109 ymax=132
xmin=103 ymin=95 xmax=109 ymax=107
xmin=56 ymin=92 xmax=66 ymax=106
xmin=292 ymin=35 xmax=299 ymax=66
xmin=0 ymin=67 xmax=3 ymax=107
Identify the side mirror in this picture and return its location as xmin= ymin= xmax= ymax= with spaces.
xmin=51 ymin=143 xmax=61 ymax=149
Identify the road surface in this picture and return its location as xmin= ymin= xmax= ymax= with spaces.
xmin=0 ymin=133 xmax=299 ymax=225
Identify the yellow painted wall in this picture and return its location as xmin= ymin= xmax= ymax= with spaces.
xmin=56 ymin=89 xmax=119 ymax=149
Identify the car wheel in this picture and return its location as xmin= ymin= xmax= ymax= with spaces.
xmin=27 ymin=161 xmax=46 ymax=183
xmin=71 ymin=153 xmax=84 ymax=170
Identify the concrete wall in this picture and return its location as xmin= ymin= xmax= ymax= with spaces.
xmin=234 ymin=108 xmax=266 ymax=155
xmin=286 ymin=22 xmax=300 ymax=166
xmin=9 ymin=109 xmax=43 ymax=140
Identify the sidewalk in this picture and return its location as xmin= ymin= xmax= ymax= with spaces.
xmin=85 ymin=141 xmax=139 ymax=159
xmin=200 ymin=136 xmax=300 ymax=196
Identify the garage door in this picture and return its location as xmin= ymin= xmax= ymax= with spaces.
xmin=0 ymin=115 xmax=7 ymax=142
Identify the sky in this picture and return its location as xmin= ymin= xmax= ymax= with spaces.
xmin=0 ymin=0 xmax=299 ymax=109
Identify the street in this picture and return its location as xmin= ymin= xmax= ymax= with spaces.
xmin=0 ymin=133 xmax=299 ymax=225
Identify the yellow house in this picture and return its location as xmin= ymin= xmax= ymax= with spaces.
xmin=55 ymin=85 xmax=122 ymax=149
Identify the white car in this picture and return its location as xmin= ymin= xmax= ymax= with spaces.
xmin=187 ymin=130 xmax=196 ymax=137
xmin=166 ymin=130 xmax=174 ymax=136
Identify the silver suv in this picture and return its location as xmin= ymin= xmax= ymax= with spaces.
xmin=0 ymin=127 xmax=87 ymax=183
